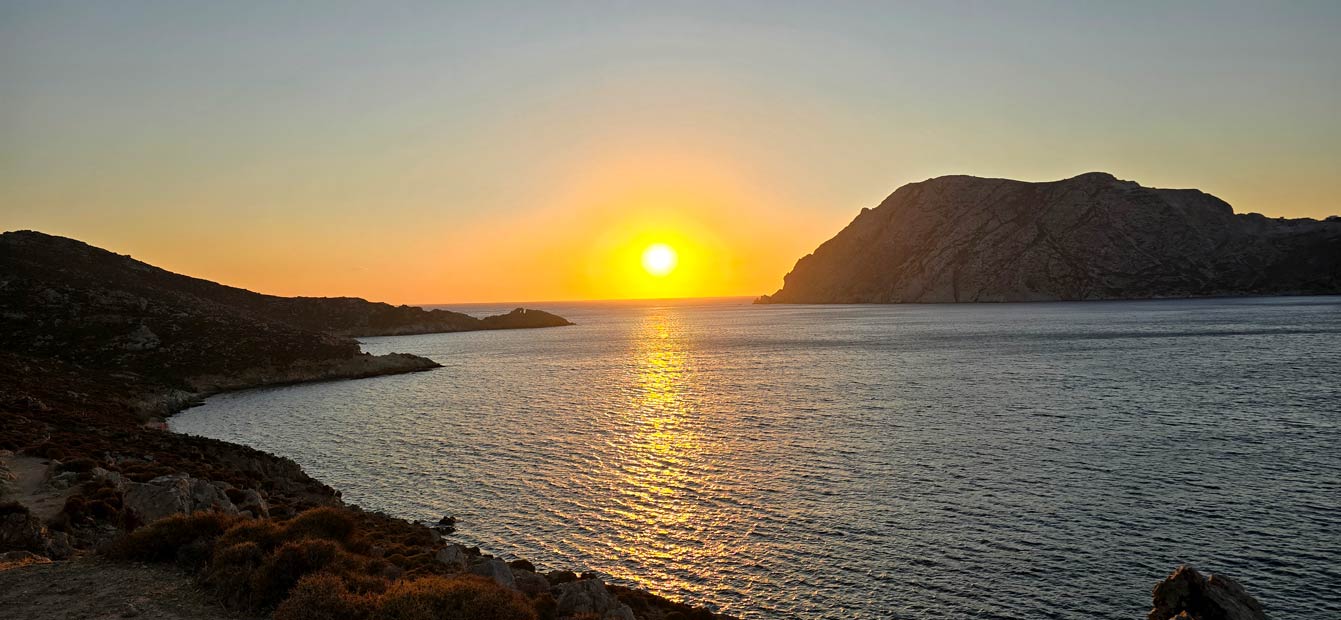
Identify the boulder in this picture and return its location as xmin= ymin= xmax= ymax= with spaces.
xmin=123 ymin=475 xmax=191 ymax=524
xmin=1149 ymin=565 xmax=1265 ymax=620
xmin=234 ymin=489 xmax=269 ymax=518
xmin=546 ymin=570 xmax=579 ymax=585
xmin=122 ymin=473 xmax=239 ymax=524
xmin=434 ymin=544 xmax=469 ymax=572
xmin=469 ymin=557 xmax=516 ymax=590
xmin=512 ymin=567 xmax=551 ymax=596
xmin=554 ymin=578 xmax=636 ymax=620
xmin=191 ymin=479 xmax=236 ymax=512
xmin=88 ymin=467 xmax=128 ymax=492
xmin=47 ymin=471 xmax=82 ymax=490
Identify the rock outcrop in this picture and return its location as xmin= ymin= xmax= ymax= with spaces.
xmin=469 ymin=557 xmax=518 ymax=590
xmin=758 ymin=172 xmax=1341 ymax=304
xmin=431 ymin=545 xmax=640 ymax=619
xmin=121 ymin=473 xmax=254 ymax=525
xmin=555 ymin=578 xmax=637 ymax=620
xmin=1149 ymin=565 xmax=1265 ymax=620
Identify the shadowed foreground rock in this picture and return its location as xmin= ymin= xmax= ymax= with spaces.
xmin=1149 ymin=565 xmax=1266 ymax=620
xmin=759 ymin=172 xmax=1340 ymax=304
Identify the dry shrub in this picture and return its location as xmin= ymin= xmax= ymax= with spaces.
xmin=273 ymin=572 xmax=376 ymax=620
xmin=101 ymin=506 xmax=538 ymax=619
xmin=215 ymin=517 xmax=283 ymax=549
xmin=52 ymin=481 xmax=126 ymax=532
xmin=273 ymin=572 xmax=534 ymax=620
xmin=249 ymin=538 xmax=358 ymax=609
xmin=377 ymin=575 xmax=537 ymax=620
xmin=105 ymin=511 xmax=242 ymax=563
xmin=282 ymin=506 xmax=355 ymax=542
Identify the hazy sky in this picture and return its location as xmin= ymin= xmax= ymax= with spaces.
xmin=4 ymin=1 xmax=1339 ymax=303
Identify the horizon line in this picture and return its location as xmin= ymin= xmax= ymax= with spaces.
xmin=409 ymin=293 xmax=760 ymax=308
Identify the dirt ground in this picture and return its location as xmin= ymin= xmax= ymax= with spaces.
xmin=0 ymin=556 xmax=246 ymax=620
xmin=1 ymin=455 xmax=75 ymax=520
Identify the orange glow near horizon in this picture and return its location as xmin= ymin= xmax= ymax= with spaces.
xmin=400 ymin=148 xmax=837 ymax=305
xmin=28 ymin=145 xmax=840 ymax=306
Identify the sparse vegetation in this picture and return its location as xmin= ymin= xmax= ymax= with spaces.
xmin=95 ymin=506 xmax=548 ymax=618
xmin=105 ymin=512 xmax=243 ymax=564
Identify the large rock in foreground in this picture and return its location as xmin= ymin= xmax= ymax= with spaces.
xmin=758 ymin=172 xmax=1340 ymax=303
xmin=1149 ymin=565 xmax=1265 ymax=620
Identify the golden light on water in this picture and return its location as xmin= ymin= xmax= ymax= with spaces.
xmin=608 ymin=310 xmax=717 ymax=590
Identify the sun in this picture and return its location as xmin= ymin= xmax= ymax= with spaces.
xmin=641 ymin=243 xmax=678 ymax=277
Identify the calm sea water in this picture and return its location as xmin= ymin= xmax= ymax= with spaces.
xmin=171 ymin=297 xmax=1341 ymax=618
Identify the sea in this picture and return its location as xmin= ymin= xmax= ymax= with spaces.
xmin=169 ymin=296 xmax=1341 ymax=619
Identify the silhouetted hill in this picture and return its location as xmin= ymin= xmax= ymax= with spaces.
xmin=0 ymin=230 xmax=569 ymax=393
xmin=758 ymin=172 xmax=1341 ymax=304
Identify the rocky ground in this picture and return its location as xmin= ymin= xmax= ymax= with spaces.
xmin=0 ymin=556 xmax=245 ymax=620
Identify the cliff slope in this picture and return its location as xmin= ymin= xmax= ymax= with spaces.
xmin=759 ymin=173 xmax=1341 ymax=304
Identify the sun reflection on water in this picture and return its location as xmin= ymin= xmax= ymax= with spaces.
xmin=609 ymin=309 xmax=716 ymax=587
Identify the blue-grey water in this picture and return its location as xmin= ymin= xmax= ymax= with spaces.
xmin=170 ymin=296 xmax=1341 ymax=618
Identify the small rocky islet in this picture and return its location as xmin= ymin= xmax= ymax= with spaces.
xmin=1 ymin=229 xmax=1266 ymax=619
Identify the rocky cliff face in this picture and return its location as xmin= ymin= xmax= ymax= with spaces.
xmin=758 ymin=172 xmax=1341 ymax=304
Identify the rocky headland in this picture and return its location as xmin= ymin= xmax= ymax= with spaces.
xmin=758 ymin=172 xmax=1341 ymax=304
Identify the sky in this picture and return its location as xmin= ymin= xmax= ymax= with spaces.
xmin=3 ymin=1 xmax=1339 ymax=304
